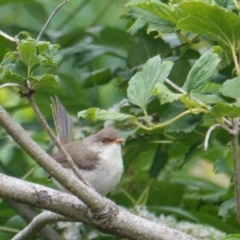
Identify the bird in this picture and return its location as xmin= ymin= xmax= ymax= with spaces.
xmin=51 ymin=97 xmax=124 ymax=196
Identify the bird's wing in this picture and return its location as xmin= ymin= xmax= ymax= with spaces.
xmin=52 ymin=141 xmax=98 ymax=170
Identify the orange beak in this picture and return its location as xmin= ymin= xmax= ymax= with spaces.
xmin=113 ymin=138 xmax=124 ymax=144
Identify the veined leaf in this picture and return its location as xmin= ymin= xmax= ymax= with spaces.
xmin=128 ymin=1 xmax=179 ymax=24
xmin=182 ymin=47 xmax=222 ymax=93
xmin=220 ymin=76 xmax=240 ymax=99
xmin=127 ymin=56 xmax=173 ymax=110
xmin=177 ymin=2 xmax=240 ymax=46
xmin=78 ymin=108 xmax=136 ymax=122
xmin=219 ymin=198 xmax=235 ymax=218
xmin=17 ymin=38 xmax=39 ymax=71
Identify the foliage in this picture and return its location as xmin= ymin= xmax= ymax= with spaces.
xmin=0 ymin=0 xmax=240 ymax=239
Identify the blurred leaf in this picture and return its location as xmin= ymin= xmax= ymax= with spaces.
xmin=82 ymin=68 xmax=112 ymax=88
xmin=182 ymin=47 xmax=222 ymax=93
xmin=149 ymin=145 xmax=168 ymax=178
xmin=219 ymin=198 xmax=235 ymax=218
xmin=220 ymin=76 xmax=240 ymax=99
xmin=213 ymin=157 xmax=231 ymax=174
xmin=211 ymin=102 xmax=240 ymax=118
xmin=127 ymin=33 xmax=170 ymax=67
xmin=78 ymin=108 xmax=136 ymax=122
xmin=128 ymin=1 xmax=179 ymax=23
xmin=127 ymin=56 xmax=173 ymax=110
xmin=149 ymin=206 xmax=199 ymax=222
xmin=182 ymin=140 xmax=203 ymax=166
xmin=177 ymin=2 xmax=240 ymax=46
xmin=223 ymin=234 xmax=240 ymax=240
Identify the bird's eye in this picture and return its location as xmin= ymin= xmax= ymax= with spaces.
xmin=102 ymin=138 xmax=108 ymax=143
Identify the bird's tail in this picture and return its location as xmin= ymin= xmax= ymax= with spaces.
xmin=51 ymin=96 xmax=73 ymax=145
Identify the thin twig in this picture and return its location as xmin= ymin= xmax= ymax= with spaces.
xmin=28 ymin=96 xmax=92 ymax=188
xmin=0 ymin=83 xmax=24 ymax=89
xmin=231 ymin=118 xmax=240 ymax=225
xmin=0 ymin=30 xmax=18 ymax=43
xmin=164 ymin=78 xmax=233 ymax=127
xmin=204 ymin=124 xmax=221 ymax=151
xmin=6 ymin=200 xmax=64 ymax=240
xmin=36 ymin=0 xmax=69 ymax=41
xmin=12 ymin=211 xmax=69 ymax=240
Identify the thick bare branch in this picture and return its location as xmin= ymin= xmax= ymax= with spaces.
xmin=0 ymin=104 xmax=106 ymax=213
xmin=0 ymin=173 xmax=197 ymax=240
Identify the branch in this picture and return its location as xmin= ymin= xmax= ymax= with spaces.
xmin=231 ymin=118 xmax=240 ymax=225
xmin=37 ymin=0 xmax=69 ymax=41
xmin=0 ymin=30 xmax=18 ymax=43
xmin=28 ymin=96 xmax=92 ymax=188
xmin=6 ymin=200 xmax=64 ymax=240
xmin=12 ymin=211 xmax=69 ymax=240
xmin=0 ymin=173 xmax=197 ymax=240
xmin=0 ymin=104 xmax=106 ymax=213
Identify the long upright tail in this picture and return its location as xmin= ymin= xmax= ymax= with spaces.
xmin=51 ymin=96 xmax=73 ymax=145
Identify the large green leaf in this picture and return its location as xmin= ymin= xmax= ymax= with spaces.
xmin=177 ymin=2 xmax=240 ymax=46
xmin=220 ymin=76 xmax=240 ymax=99
xmin=182 ymin=47 xmax=222 ymax=93
xmin=127 ymin=56 xmax=173 ymax=110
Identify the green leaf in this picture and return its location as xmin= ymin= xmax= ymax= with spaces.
xmin=182 ymin=47 xmax=222 ymax=93
xmin=211 ymin=102 xmax=240 ymax=118
xmin=34 ymin=74 xmax=59 ymax=89
xmin=149 ymin=147 xmax=168 ymax=178
xmin=179 ymin=95 xmax=205 ymax=109
xmin=220 ymin=76 xmax=240 ymax=99
xmin=130 ymin=1 xmax=179 ymax=24
xmin=219 ymin=198 xmax=235 ymax=218
xmin=17 ymin=38 xmax=39 ymax=71
xmin=82 ymin=68 xmax=112 ymax=88
xmin=191 ymin=93 xmax=225 ymax=104
xmin=213 ymin=157 xmax=231 ymax=174
xmin=153 ymin=83 xmax=182 ymax=104
xmin=78 ymin=108 xmax=136 ymax=122
xmin=177 ymin=2 xmax=240 ymax=46
xmin=127 ymin=56 xmax=173 ymax=110
xmin=37 ymin=41 xmax=62 ymax=67
xmin=223 ymin=234 xmax=240 ymax=240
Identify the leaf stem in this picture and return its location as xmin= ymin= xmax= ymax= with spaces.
xmin=153 ymin=109 xmax=203 ymax=129
xmin=231 ymin=45 xmax=240 ymax=74
xmin=231 ymin=118 xmax=240 ymax=225
xmin=143 ymin=109 xmax=154 ymax=127
xmin=36 ymin=0 xmax=69 ymax=41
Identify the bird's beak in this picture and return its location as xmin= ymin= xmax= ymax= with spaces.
xmin=113 ymin=138 xmax=124 ymax=144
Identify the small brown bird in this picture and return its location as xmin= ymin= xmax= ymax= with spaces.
xmin=51 ymin=97 xmax=124 ymax=196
